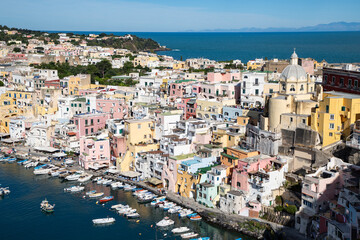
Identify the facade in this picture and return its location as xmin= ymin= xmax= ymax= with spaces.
xmin=322 ymin=67 xmax=360 ymax=94
xmin=79 ymin=137 xmax=110 ymax=169
xmin=72 ymin=113 xmax=110 ymax=138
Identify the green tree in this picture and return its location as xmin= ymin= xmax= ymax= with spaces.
xmin=13 ymin=47 xmax=21 ymax=53
xmin=96 ymin=60 xmax=112 ymax=78
xmin=0 ymin=80 xmax=4 ymax=86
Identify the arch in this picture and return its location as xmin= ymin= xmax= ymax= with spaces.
xmin=290 ymin=84 xmax=295 ymax=92
xmin=204 ymin=114 xmax=210 ymax=119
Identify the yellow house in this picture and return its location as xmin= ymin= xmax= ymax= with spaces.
xmin=173 ymin=61 xmax=186 ymax=70
xmin=212 ymin=126 xmax=244 ymax=148
xmin=247 ymin=59 xmax=264 ymax=70
xmin=117 ymin=119 xmax=159 ymax=171
xmin=68 ymin=74 xmax=91 ymax=95
xmin=311 ymin=91 xmax=360 ymax=147
xmin=33 ymin=88 xmax=62 ymax=116
xmin=196 ymin=98 xmax=235 ymax=121
xmin=176 ymin=169 xmax=201 ymax=199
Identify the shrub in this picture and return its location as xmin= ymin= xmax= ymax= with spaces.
xmin=284 ymin=205 xmax=297 ymax=215
xmin=275 ymin=195 xmax=283 ymax=206
xmin=274 ymin=206 xmax=283 ymax=212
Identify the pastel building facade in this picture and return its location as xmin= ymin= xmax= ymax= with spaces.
xmin=79 ymin=137 xmax=110 ymax=169
xmin=72 ymin=113 xmax=110 ymax=138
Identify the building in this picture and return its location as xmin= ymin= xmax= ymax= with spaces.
xmin=79 ymin=137 xmax=110 ymax=169
xmin=72 ymin=113 xmax=110 ymax=138
xmin=311 ymin=91 xmax=360 ymax=147
xmin=322 ymin=67 xmax=360 ymax=94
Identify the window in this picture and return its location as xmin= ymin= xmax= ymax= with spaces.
xmin=330 ymin=114 xmax=335 ymax=120
xmin=255 ymin=78 xmax=259 ymax=85
xmin=302 ymin=119 xmax=306 ymax=124
xmin=85 ymin=120 xmax=88 ymax=125
xmin=348 ymin=79 xmax=352 ymax=88
xmin=355 ymin=80 xmax=358 ymax=89
xmin=326 ymin=105 xmax=329 ymax=113
xmin=269 ymin=89 xmax=273 ymax=93
xmin=329 ymin=123 xmax=335 ymax=129
xmin=329 ymin=132 xmax=333 ymax=137
xmin=138 ymin=124 xmax=141 ymax=129
xmin=332 ymin=76 xmax=336 ymax=85
xmin=237 ymin=182 xmax=241 ymax=187
xmin=85 ymin=129 xmax=88 ymax=135
xmin=290 ymin=117 xmax=293 ymax=122
xmin=341 ymin=106 xmax=346 ymax=111
xmin=300 ymin=85 xmax=304 ymax=91
xmin=91 ymin=119 xmax=93 ymax=125
xmin=100 ymin=145 xmax=103 ymax=149
xmin=290 ymin=85 xmax=295 ymax=91
xmin=340 ymin=78 xmax=344 ymax=86
xmin=242 ymin=89 xmax=245 ymax=94
xmin=91 ymin=128 xmax=94 ymax=133
xmin=255 ymin=89 xmax=259 ymax=95
xmin=303 ymin=199 xmax=313 ymax=208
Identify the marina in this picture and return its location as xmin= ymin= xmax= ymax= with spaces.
xmin=0 ymin=160 xmax=247 ymax=240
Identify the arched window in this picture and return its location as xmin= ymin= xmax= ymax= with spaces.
xmin=237 ymin=182 xmax=241 ymax=187
xmin=282 ymin=84 xmax=286 ymax=91
xmin=300 ymin=84 xmax=304 ymax=91
xmin=224 ymin=112 xmax=229 ymax=116
xmin=290 ymin=85 xmax=295 ymax=92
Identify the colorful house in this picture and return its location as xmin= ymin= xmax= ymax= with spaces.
xmin=79 ymin=137 xmax=110 ymax=169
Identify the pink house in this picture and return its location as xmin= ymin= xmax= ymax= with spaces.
xmin=177 ymin=97 xmax=197 ymax=119
xmin=162 ymin=157 xmax=179 ymax=192
xmin=96 ymin=98 xmax=128 ymax=119
xmin=72 ymin=113 xmax=110 ymax=138
xmin=79 ymin=137 xmax=110 ymax=169
xmin=231 ymin=155 xmax=276 ymax=192
xmin=207 ymin=71 xmax=241 ymax=83
xmin=110 ymin=135 xmax=126 ymax=158
xmin=168 ymin=79 xmax=196 ymax=102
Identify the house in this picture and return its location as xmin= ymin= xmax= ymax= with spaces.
xmin=79 ymin=137 xmax=110 ymax=169
xmin=72 ymin=112 xmax=110 ymax=138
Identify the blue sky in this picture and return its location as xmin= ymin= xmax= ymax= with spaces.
xmin=1 ymin=0 xmax=360 ymax=31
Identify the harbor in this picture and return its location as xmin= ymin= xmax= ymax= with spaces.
xmin=0 ymin=158 xmax=248 ymax=240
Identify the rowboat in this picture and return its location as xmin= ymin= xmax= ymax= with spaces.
xmin=190 ymin=215 xmax=202 ymax=221
xmin=89 ymin=192 xmax=104 ymax=198
xmin=92 ymin=217 xmax=115 ymax=225
xmin=99 ymin=196 xmax=114 ymax=203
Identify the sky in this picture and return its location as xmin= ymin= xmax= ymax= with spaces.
xmin=1 ymin=0 xmax=360 ymax=32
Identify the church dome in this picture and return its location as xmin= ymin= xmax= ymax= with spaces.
xmin=280 ymin=50 xmax=307 ymax=82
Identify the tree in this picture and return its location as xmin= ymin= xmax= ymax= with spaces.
xmin=96 ymin=60 xmax=112 ymax=78
xmin=13 ymin=47 xmax=21 ymax=53
xmin=284 ymin=205 xmax=297 ymax=215
xmin=0 ymin=80 xmax=4 ymax=86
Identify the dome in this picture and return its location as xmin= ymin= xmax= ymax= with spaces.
xmin=280 ymin=50 xmax=307 ymax=82
xmin=280 ymin=64 xmax=307 ymax=82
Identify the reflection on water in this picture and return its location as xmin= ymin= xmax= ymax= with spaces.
xmin=0 ymin=163 xmax=250 ymax=240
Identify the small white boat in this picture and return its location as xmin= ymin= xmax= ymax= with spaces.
xmin=168 ymin=206 xmax=182 ymax=214
xmin=65 ymin=173 xmax=81 ymax=181
xmin=86 ymin=190 xmax=96 ymax=195
xmin=78 ymin=174 xmax=93 ymax=183
xmin=181 ymin=232 xmax=198 ymax=239
xmin=110 ymin=182 xmax=122 ymax=188
xmin=34 ymin=165 xmax=57 ymax=175
xmin=92 ymin=217 xmax=115 ymax=225
xmin=172 ymin=227 xmax=191 ymax=234
xmin=156 ymin=217 xmax=174 ymax=227
xmin=111 ymin=204 xmax=125 ymax=209
xmin=64 ymin=186 xmax=85 ymax=192
xmin=102 ymin=179 xmax=112 ymax=185
xmin=89 ymin=192 xmax=104 ymax=198
xmin=127 ymin=212 xmax=140 ymax=219
xmin=0 ymin=187 xmax=10 ymax=195
xmin=93 ymin=177 xmax=102 ymax=182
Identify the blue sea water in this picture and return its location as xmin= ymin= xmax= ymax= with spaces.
xmin=0 ymin=163 xmax=247 ymax=240
xmin=61 ymin=31 xmax=360 ymax=63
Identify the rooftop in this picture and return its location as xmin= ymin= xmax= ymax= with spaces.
xmin=170 ymin=153 xmax=195 ymax=161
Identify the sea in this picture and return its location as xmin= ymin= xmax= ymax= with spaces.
xmin=0 ymin=163 xmax=248 ymax=240
xmin=60 ymin=31 xmax=360 ymax=63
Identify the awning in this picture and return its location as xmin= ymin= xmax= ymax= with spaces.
xmin=2 ymin=138 xmax=23 ymax=143
xmin=146 ymin=177 xmax=162 ymax=186
xmin=34 ymin=146 xmax=60 ymax=153
xmin=53 ymin=152 xmax=67 ymax=157
xmin=119 ymin=171 xmax=141 ymax=178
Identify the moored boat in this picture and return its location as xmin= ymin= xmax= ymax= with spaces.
xmin=89 ymin=192 xmax=104 ymax=198
xmin=172 ymin=227 xmax=191 ymax=234
xmin=127 ymin=212 xmax=140 ymax=219
xmin=64 ymin=185 xmax=85 ymax=192
xmin=92 ymin=217 xmax=115 ymax=225
xmin=181 ymin=232 xmax=199 ymax=239
xmin=99 ymin=196 xmax=114 ymax=203
xmin=156 ymin=216 xmax=174 ymax=227
xmin=86 ymin=190 xmax=96 ymax=195
xmin=78 ymin=174 xmax=93 ymax=183
xmin=190 ymin=214 xmax=202 ymax=221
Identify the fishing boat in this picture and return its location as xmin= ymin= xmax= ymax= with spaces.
xmin=89 ymin=192 xmax=104 ymax=198
xmin=78 ymin=174 xmax=93 ymax=183
xmin=110 ymin=182 xmax=122 ymax=188
xmin=181 ymin=232 xmax=199 ymax=239
xmin=65 ymin=173 xmax=81 ymax=181
xmin=190 ymin=214 xmax=202 ymax=221
xmin=0 ymin=186 xmax=10 ymax=195
xmin=40 ymin=199 xmax=55 ymax=213
xmin=127 ymin=212 xmax=140 ymax=219
xmin=92 ymin=217 xmax=115 ymax=225
xmin=7 ymin=157 xmax=17 ymax=163
xmin=172 ymin=227 xmax=191 ymax=234
xmin=156 ymin=217 xmax=174 ymax=227
xmin=86 ymin=190 xmax=96 ymax=195
xmin=99 ymin=196 xmax=114 ymax=203
xmin=64 ymin=185 xmax=85 ymax=192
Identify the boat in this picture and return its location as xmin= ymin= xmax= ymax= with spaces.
xmin=156 ymin=217 xmax=174 ymax=227
xmin=138 ymin=195 xmax=156 ymax=204
xmin=86 ymin=190 xmax=96 ymax=195
xmin=127 ymin=213 xmax=140 ymax=219
xmin=0 ymin=187 xmax=10 ymax=195
xmin=172 ymin=227 xmax=191 ymax=234
xmin=64 ymin=186 xmax=85 ymax=192
xmin=168 ymin=206 xmax=182 ymax=214
xmin=190 ymin=215 xmax=202 ymax=221
xmin=102 ymin=179 xmax=112 ymax=185
xmin=65 ymin=173 xmax=81 ymax=181
xmin=34 ymin=165 xmax=57 ymax=175
xmin=99 ymin=196 xmax=114 ymax=203
xmin=78 ymin=174 xmax=93 ymax=183
xmin=179 ymin=209 xmax=193 ymax=218
xmin=189 ymin=237 xmax=209 ymax=240
xmin=181 ymin=232 xmax=199 ymax=239
xmin=17 ymin=159 xmax=28 ymax=165
xmin=7 ymin=158 xmax=17 ymax=163
xmin=110 ymin=182 xmax=123 ymax=188
xmin=151 ymin=197 xmax=166 ymax=206
xmin=89 ymin=192 xmax=104 ymax=198
xmin=93 ymin=176 xmax=102 ymax=182
xmin=92 ymin=217 xmax=115 ymax=225
xmin=40 ymin=199 xmax=55 ymax=213
xmin=24 ymin=161 xmax=38 ymax=168
xmin=123 ymin=185 xmax=136 ymax=191
xmin=110 ymin=204 xmax=126 ymax=209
